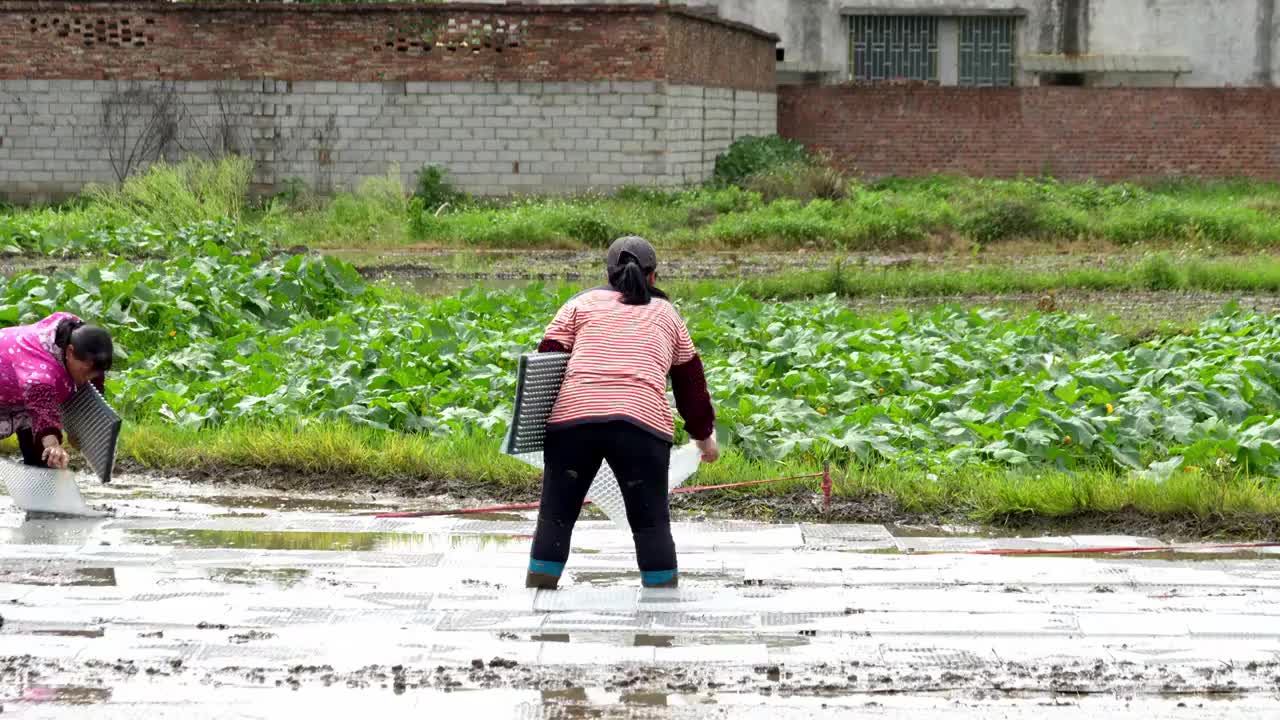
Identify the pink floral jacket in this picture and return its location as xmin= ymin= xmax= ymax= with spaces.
xmin=0 ymin=312 xmax=103 ymax=442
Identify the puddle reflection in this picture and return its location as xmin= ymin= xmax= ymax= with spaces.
xmin=540 ymin=687 xmax=714 ymax=714
xmin=32 ymin=628 xmax=105 ymax=638
xmin=125 ymin=528 xmax=526 ymax=553
xmin=0 ymin=566 xmax=116 ymax=587
xmin=19 ymin=686 xmax=112 ymax=704
xmin=207 ymin=567 xmax=309 ymax=588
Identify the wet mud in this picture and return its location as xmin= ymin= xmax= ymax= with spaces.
xmin=5 ymin=479 xmax=1280 ymax=716
xmin=676 ymin=488 xmax=1280 ymax=543
xmin=5 ymin=653 xmax=1280 ymax=702
xmin=110 ymin=461 xmax=1280 ymax=542
xmin=123 ymin=458 xmax=539 ymax=505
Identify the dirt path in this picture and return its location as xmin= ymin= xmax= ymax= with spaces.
xmin=339 ymin=246 xmax=1164 ymax=283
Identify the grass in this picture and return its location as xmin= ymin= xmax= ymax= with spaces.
xmin=265 ymin=168 xmax=412 ymax=248
xmin=843 ymin=464 xmax=1280 ymax=523
xmin=122 ymin=421 xmax=536 ymax=491
xmin=121 ymin=420 xmax=811 ymax=495
xmin=668 ymin=254 xmax=1280 ymax=300
xmin=84 ymin=156 xmax=254 ymax=229
xmin=390 ymin=174 xmax=1280 ymax=252
xmin=9 ymin=159 xmax=1280 ymax=253
xmin=109 ymin=420 xmax=1280 ymax=528
xmin=2 ymin=157 xmax=254 ymax=234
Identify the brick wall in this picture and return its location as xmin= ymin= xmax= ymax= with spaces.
xmin=0 ymin=2 xmax=778 ymax=201
xmin=666 ymin=12 xmax=775 ymax=94
xmin=0 ymin=1 xmax=774 ymax=90
xmin=779 ymin=86 xmax=1280 ymax=180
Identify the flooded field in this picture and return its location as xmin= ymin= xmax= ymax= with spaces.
xmin=2 ymin=476 xmax=1280 ymax=717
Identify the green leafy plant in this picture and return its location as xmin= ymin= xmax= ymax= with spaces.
xmin=713 ymin=135 xmax=810 ymax=188
xmin=413 ymin=165 xmax=465 ymax=210
xmin=4 ymin=239 xmax=1278 ymax=481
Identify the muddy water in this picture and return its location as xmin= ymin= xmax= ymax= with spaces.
xmin=3 ymin=476 xmax=1280 ymax=718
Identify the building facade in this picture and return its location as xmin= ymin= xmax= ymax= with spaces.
xmin=657 ymin=0 xmax=1278 ymax=88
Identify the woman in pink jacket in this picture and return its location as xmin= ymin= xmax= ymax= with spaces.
xmin=0 ymin=312 xmax=112 ymax=469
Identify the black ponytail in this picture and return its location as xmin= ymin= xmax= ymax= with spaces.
xmin=608 ymin=255 xmax=653 ymax=306
xmin=55 ymin=318 xmax=83 ymax=349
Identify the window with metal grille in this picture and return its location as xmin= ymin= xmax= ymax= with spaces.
xmin=849 ymin=16 xmax=939 ymax=83
xmin=959 ymin=16 xmax=1016 ymax=86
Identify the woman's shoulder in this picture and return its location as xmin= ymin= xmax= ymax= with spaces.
xmin=566 ymin=286 xmax=619 ymax=307
xmin=37 ymin=311 xmax=81 ymax=328
xmin=652 ymin=296 xmax=684 ymax=318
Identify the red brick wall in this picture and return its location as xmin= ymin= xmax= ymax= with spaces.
xmin=666 ymin=12 xmax=776 ymax=94
xmin=780 ymin=86 xmax=1280 ymax=180
xmin=0 ymin=1 xmax=775 ymax=89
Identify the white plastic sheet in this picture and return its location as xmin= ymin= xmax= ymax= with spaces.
xmin=509 ymin=443 xmax=701 ymax=532
xmin=502 ymin=351 xmax=702 ymax=532
xmin=0 ymin=460 xmax=103 ymax=517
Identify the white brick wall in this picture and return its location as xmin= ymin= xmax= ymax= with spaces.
xmin=0 ymin=80 xmax=778 ymax=201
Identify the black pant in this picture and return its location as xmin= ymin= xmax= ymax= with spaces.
xmin=16 ymin=428 xmax=48 ymax=468
xmin=529 ymin=422 xmax=676 ymax=587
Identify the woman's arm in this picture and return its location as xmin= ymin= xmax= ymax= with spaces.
xmin=671 ymin=356 xmax=714 ymax=441
xmin=668 ymin=312 xmax=717 ymax=456
xmin=538 ymin=302 xmax=578 ymax=353
xmin=23 ymin=382 xmax=70 ymax=468
xmin=23 ymin=382 xmax=63 ymax=446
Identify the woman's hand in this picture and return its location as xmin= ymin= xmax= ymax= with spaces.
xmin=41 ymin=435 xmax=69 ymax=469
xmin=695 ymin=436 xmax=720 ymax=464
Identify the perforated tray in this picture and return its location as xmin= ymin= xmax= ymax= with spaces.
xmin=0 ymin=460 xmax=102 ymax=517
xmin=503 ymin=352 xmax=569 ymax=456
xmin=60 ymin=384 xmax=122 ymax=484
xmin=579 ymin=443 xmax=701 ymax=531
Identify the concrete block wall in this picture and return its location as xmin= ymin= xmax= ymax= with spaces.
xmin=0 ymin=79 xmax=778 ymax=202
xmin=667 ymin=85 xmax=709 ymax=186
xmin=665 ymin=86 xmax=778 ymax=186
xmin=0 ymin=2 xmax=779 ymax=201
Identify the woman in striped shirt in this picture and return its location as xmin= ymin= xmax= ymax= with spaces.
xmin=528 ymin=236 xmax=718 ymax=590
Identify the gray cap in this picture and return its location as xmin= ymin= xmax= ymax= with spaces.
xmin=606 ymin=235 xmax=658 ymax=272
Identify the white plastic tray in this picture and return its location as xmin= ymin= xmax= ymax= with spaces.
xmin=509 ymin=442 xmax=701 ymax=532
xmin=0 ymin=460 xmax=103 ymax=517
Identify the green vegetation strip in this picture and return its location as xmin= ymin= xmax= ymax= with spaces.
xmin=8 ymin=157 xmax=1280 ymax=253
xmin=0 ymin=223 xmax=1277 ymax=521
xmin=669 ymin=254 xmax=1280 ymax=300
xmin=117 ymin=422 xmax=1280 ymax=525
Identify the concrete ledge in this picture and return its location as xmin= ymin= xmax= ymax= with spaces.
xmin=841 ymin=5 xmax=1028 ymax=16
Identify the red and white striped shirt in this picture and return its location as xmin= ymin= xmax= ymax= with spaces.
xmin=543 ymin=288 xmax=698 ymax=441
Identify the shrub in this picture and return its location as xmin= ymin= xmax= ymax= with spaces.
xmin=713 ymin=135 xmax=810 ymax=187
xmin=1138 ymin=253 xmax=1182 ymax=290
xmin=557 ymin=207 xmax=630 ymax=247
xmin=959 ymin=200 xmax=1054 ymax=244
xmin=746 ymin=160 xmax=849 ymax=203
xmin=413 ymin=165 xmax=465 ymax=209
